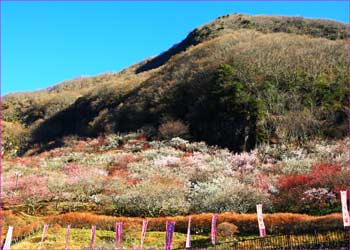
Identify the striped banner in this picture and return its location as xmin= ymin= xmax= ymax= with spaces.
xmin=38 ymin=224 xmax=49 ymax=250
xmin=341 ymin=191 xmax=350 ymax=227
xmin=211 ymin=213 xmax=217 ymax=245
xmin=164 ymin=221 xmax=176 ymax=250
xmin=185 ymin=216 xmax=192 ymax=249
xmin=257 ymin=204 xmax=266 ymax=237
xmin=140 ymin=219 xmax=148 ymax=250
xmin=65 ymin=225 xmax=71 ymax=250
xmin=115 ymin=222 xmax=123 ymax=249
xmin=3 ymin=226 xmax=13 ymax=250
xmin=90 ymin=225 xmax=96 ymax=250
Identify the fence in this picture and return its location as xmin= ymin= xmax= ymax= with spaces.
xmin=8 ymin=225 xmax=43 ymax=245
xmin=182 ymin=230 xmax=350 ymax=250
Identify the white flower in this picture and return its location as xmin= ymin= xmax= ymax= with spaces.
xmin=154 ymin=156 xmax=181 ymax=167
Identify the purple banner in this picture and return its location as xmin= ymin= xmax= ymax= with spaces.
xmin=211 ymin=213 xmax=217 ymax=245
xmin=90 ymin=225 xmax=96 ymax=250
xmin=257 ymin=204 xmax=266 ymax=237
xmin=164 ymin=221 xmax=176 ymax=250
xmin=186 ymin=216 xmax=192 ymax=248
xmin=115 ymin=222 xmax=123 ymax=249
xmin=341 ymin=191 xmax=350 ymax=227
xmin=38 ymin=224 xmax=49 ymax=250
xmin=65 ymin=225 xmax=71 ymax=250
xmin=140 ymin=220 xmax=148 ymax=249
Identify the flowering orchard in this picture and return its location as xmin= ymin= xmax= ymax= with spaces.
xmin=2 ymin=134 xmax=349 ymax=216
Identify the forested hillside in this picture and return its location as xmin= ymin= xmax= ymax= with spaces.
xmin=2 ymin=14 xmax=348 ymax=156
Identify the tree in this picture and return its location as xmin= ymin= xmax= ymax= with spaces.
xmin=188 ymin=64 xmax=261 ymax=151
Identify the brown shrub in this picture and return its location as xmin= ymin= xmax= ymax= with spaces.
xmin=158 ymin=120 xmax=189 ymax=140
xmin=49 ymin=224 xmax=62 ymax=234
xmin=217 ymin=222 xmax=239 ymax=237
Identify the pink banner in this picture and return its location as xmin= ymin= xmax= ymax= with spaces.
xmin=65 ymin=225 xmax=71 ymax=250
xmin=185 ymin=216 xmax=191 ymax=249
xmin=164 ymin=221 xmax=176 ymax=250
xmin=115 ymin=222 xmax=123 ymax=249
xmin=3 ymin=226 xmax=13 ymax=250
xmin=38 ymin=224 xmax=49 ymax=250
xmin=211 ymin=213 xmax=217 ymax=245
xmin=140 ymin=220 xmax=148 ymax=250
xmin=341 ymin=191 xmax=350 ymax=227
xmin=256 ymin=204 xmax=266 ymax=237
xmin=90 ymin=225 xmax=96 ymax=250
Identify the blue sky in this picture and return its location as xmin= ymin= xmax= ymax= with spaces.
xmin=1 ymin=1 xmax=349 ymax=95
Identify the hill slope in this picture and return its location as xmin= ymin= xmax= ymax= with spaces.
xmin=2 ymin=14 xmax=348 ymax=156
xmin=136 ymin=14 xmax=347 ymax=73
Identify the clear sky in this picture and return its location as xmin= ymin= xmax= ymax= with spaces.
xmin=1 ymin=1 xmax=349 ymax=95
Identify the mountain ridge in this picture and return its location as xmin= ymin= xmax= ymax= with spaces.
xmin=3 ymin=13 xmax=347 ymax=98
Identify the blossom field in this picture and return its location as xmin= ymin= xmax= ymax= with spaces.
xmin=2 ymin=132 xmax=349 ymax=248
xmin=2 ymin=133 xmax=349 ymax=218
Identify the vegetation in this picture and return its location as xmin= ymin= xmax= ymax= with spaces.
xmin=2 ymin=14 xmax=349 ymax=244
xmin=2 ymin=132 xmax=348 ymax=217
xmin=11 ymin=227 xmax=209 ymax=250
xmin=136 ymin=14 xmax=347 ymax=73
xmin=158 ymin=120 xmax=190 ymax=140
xmin=2 ymin=14 xmax=347 ymax=156
xmin=1 ymin=210 xmax=345 ymax=248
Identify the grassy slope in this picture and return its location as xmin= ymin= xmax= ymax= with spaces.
xmin=2 ymin=62 xmax=159 ymax=156
xmin=4 ymin=209 xmax=344 ymax=249
xmin=12 ymin=229 xmax=209 ymax=250
xmin=135 ymin=14 xmax=347 ymax=73
xmin=12 ymin=228 xmax=344 ymax=250
xmin=26 ymin=30 xmax=347 ymax=152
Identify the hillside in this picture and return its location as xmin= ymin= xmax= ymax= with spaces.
xmin=2 ymin=132 xmax=349 ymax=216
xmin=2 ymin=13 xmax=350 ymax=249
xmin=2 ymin=13 xmax=348 ymax=156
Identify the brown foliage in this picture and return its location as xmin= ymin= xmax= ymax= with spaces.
xmin=158 ymin=120 xmax=189 ymax=140
xmin=45 ymin=212 xmax=343 ymax=235
xmin=217 ymin=222 xmax=239 ymax=237
xmin=2 ymin=211 xmax=343 ymax=240
xmin=2 ymin=210 xmax=42 ymax=242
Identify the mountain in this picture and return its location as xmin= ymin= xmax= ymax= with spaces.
xmin=2 ymin=14 xmax=348 ymax=156
xmin=2 ymin=14 xmax=349 ymax=220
